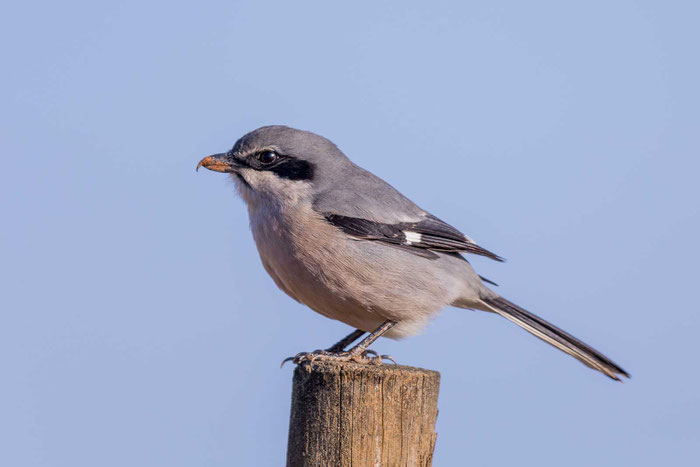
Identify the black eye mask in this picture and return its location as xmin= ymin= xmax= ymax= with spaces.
xmin=242 ymin=151 xmax=315 ymax=181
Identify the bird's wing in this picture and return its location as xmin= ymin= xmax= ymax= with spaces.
xmin=322 ymin=212 xmax=504 ymax=262
xmin=312 ymin=181 xmax=426 ymax=224
xmin=312 ymin=165 xmax=503 ymax=261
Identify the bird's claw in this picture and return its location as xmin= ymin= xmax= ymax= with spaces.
xmin=280 ymin=355 xmax=297 ymax=368
xmin=362 ymin=350 xmax=397 ymax=365
xmin=280 ymin=349 xmax=396 ymax=369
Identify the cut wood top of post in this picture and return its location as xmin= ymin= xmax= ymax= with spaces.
xmin=295 ymin=360 xmax=440 ymax=378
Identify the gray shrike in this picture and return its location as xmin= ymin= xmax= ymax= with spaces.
xmin=197 ymin=125 xmax=628 ymax=380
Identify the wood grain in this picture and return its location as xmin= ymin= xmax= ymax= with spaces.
xmin=286 ymin=361 xmax=440 ymax=466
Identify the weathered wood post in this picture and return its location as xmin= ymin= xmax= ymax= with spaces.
xmin=286 ymin=361 xmax=441 ymax=466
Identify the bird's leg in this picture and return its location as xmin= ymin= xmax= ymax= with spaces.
xmin=282 ymin=321 xmax=397 ymax=367
xmin=342 ymin=321 xmax=395 ymax=357
xmin=326 ymin=329 xmax=366 ymax=352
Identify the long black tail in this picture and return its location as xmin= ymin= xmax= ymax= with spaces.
xmin=480 ymin=296 xmax=629 ymax=381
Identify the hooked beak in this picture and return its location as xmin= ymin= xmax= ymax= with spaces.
xmin=196 ymin=153 xmax=239 ymax=173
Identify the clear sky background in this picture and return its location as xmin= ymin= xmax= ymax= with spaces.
xmin=2 ymin=1 xmax=698 ymax=465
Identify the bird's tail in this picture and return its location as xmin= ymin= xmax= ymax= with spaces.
xmin=479 ymin=296 xmax=629 ymax=381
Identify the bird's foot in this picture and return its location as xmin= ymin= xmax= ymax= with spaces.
xmin=280 ymin=349 xmax=396 ymax=369
xmin=364 ymin=350 xmax=397 ymax=365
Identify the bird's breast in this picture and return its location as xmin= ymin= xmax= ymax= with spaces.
xmin=247 ymin=203 xmax=325 ymax=293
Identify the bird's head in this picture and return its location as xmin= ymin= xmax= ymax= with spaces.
xmin=198 ymin=125 xmax=350 ymax=206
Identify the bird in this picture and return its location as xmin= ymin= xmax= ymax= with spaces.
xmin=197 ymin=125 xmax=629 ymax=380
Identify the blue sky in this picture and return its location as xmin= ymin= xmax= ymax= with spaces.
xmin=2 ymin=1 xmax=698 ymax=465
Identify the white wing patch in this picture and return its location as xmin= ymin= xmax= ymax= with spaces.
xmin=403 ymin=231 xmax=422 ymax=245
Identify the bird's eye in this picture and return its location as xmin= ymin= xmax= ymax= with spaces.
xmin=258 ymin=151 xmax=278 ymax=165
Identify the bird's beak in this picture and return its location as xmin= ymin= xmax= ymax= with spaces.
xmin=196 ymin=153 xmax=239 ymax=173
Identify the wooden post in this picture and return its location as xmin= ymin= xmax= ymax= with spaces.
xmin=286 ymin=361 xmax=441 ymax=466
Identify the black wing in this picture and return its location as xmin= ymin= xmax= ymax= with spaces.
xmin=324 ymin=213 xmax=504 ymax=262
